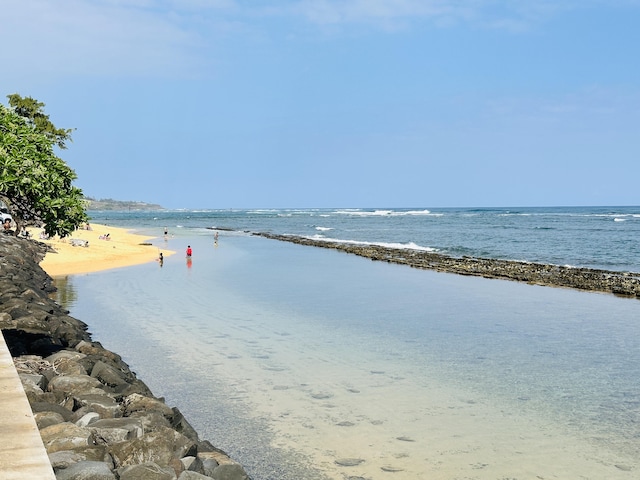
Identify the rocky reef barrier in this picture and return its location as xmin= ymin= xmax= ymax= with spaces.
xmin=257 ymin=233 xmax=640 ymax=298
xmin=0 ymin=234 xmax=251 ymax=480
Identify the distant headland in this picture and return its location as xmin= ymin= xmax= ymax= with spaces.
xmin=84 ymin=197 xmax=164 ymax=211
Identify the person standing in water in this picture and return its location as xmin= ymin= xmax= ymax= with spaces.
xmin=186 ymin=245 xmax=192 ymax=257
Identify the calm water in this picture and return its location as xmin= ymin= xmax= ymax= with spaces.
xmin=54 ymin=207 xmax=640 ymax=479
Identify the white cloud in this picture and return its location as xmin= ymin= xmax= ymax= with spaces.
xmin=1 ymin=0 xmax=210 ymax=80
xmin=2 ymin=0 xmax=636 ymax=82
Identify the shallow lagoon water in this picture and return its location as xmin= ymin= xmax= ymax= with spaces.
xmin=56 ymin=232 xmax=640 ymax=479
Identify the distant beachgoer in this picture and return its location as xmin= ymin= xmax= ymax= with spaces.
xmin=214 ymin=231 xmax=219 ymax=244
xmin=158 ymin=252 xmax=164 ymax=266
xmin=186 ymin=245 xmax=192 ymax=257
xmin=3 ymin=218 xmax=12 ymax=234
xmin=164 ymin=227 xmax=168 ymax=236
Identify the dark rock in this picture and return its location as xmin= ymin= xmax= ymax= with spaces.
xmin=258 ymin=232 xmax=640 ymax=298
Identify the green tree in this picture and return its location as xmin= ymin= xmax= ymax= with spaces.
xmin=7 ymin=94 xmax=74 ymax=149
xmin=0 ymin=102 xmax=87 ymax=238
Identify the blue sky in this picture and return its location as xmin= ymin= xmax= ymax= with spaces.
xmin=2 ymin=1 xmax=639 ymax=209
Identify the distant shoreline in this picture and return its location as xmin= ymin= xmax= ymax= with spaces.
xmin=257 ymin=233 xmax=640 ymax=298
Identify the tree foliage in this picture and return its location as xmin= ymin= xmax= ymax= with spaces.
xmin=0 ymin=100 xmax=87 ymax=238
xmin=7 ymin=94 xmax=74 ymax=149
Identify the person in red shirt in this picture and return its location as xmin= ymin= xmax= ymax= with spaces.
xmin=186 ymin=245 xmax=192 ymax=257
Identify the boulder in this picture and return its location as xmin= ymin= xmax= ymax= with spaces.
xmin=40 ymin=422 xmax=95 ymax=453
xmin=72 ymin=393 xmax=122 ymax=418
xmin=35 ymin=410 xmax=66 ymax=429
xmin=75 ymin=411 xmax=101 ymax=427
xmin=178 ymin=472 xmax=212 ymax=479
xmin=124 ymin=393 xmax=174 ymax=417
xmin=55 ymin=460 xmax=116 ymax=480
xmin=47 ymin=374 xmax=103 ymax=394
xmin=181 ymin=455 xmax=204 ymax=473
xmin=210 ymin=463 xmax=250 ymax=480
xmin=109 ymin=426 xmax=197 ymax=468
xmin=91 ymin=360 xmax=130 ymax=389
xmin=48 ymin=446 xmax=111 ymax=469
xmin=30 ymin=401 xmax=75 ymax=422
xmin=118 ymin=462 xmax=178 ymax=480
xmin=90 ymin=418 xmax=144 ymax=444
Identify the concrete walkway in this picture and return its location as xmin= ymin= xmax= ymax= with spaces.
xmin=0 ymin=331 xmax=56 ymax=479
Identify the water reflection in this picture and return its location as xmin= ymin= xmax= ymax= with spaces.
xmin=50 ymin=276 xmax=78 ymax=310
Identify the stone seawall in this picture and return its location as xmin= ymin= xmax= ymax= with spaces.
xmin=0 ymin=234 xmax=251 ymax=480
xmin=257 ymin=233 xmax=640 ymax=298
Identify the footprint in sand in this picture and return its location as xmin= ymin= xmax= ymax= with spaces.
xmin=381 ymin=465 xmax=404 ymax=472
xmin=311 ymin=392 xmax=333 ymax=400
xmin=335 ymin=458 xmax=365 ymax=467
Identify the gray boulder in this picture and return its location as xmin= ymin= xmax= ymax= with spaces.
xmin=48 ymin=374 xmax=103 ymax=394
xmin=90 ymin=418 xmax=144 ymax=444
xmin=109 ymin=425 xmax=197 ymax=468
xmin=178 ymin=472 xmax=212 ymax=479
xmin=211 ymin=464 xmax=250 ymax=480
xmin=55 ymin=460 xmax=116 ymax=480
xmin=48 ymin=446 xmax=111 ymax=469
xmin=73 ymin=393 xmax=122 ymax=418
xmin=35 ymin=410 xmax=67 ymax=429
xmin=118 ymin=462 xmax=178 ymax=480
xmin=40 ymin=422 xmax=95 ymax=454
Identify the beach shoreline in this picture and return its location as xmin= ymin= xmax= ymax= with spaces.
xmin=26 ymin=223 xmax=175 ymax=277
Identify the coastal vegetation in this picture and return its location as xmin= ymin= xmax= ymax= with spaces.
xmin=0 ymin=94 xmax=87 ymax=237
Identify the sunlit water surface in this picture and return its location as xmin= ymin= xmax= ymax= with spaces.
xmin=54 ymin=233 xmax=640 ymax=479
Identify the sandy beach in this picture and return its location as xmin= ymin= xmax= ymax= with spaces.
xmin=27 ymin=223 xmax=174 ymax=277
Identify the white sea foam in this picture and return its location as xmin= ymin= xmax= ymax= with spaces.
xmin=335 ymin=209 xmax=438 ymax=217
xmin=614 ymin=218 xmax=627 ymax=222
xmin=315 ymin=226 xmax=333 ymax=231
xmin=304 ymin=235 xmax=437 ymax=252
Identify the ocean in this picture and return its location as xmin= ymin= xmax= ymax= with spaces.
xmin=55 ymin=206 xmax=640 ymax=479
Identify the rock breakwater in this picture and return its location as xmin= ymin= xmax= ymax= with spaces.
xmin=0 ymin=234 xmax=251 ymax=480
xmin=257 ymin=233 xmax=640 ymax=298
